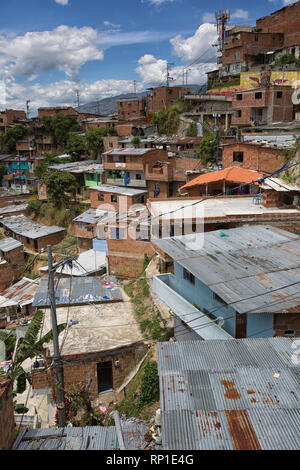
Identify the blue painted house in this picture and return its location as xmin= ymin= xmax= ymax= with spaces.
xmin=152 ymin=225 xmax=300 ymax=340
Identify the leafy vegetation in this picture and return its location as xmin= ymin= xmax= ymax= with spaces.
xmin=43 ymin=171 xmax=78 ymax=206
xmin=275 ymin=54 xmax=300 ymax=67
xmin=85 ymin=128 xmax=105 ymax=158
xmin=198 ymin=133 xmax=218 ymax=165
xmin=41 ymin=114 xmax=82 ymax=148
xmin=131 ymin=136 xmax=141 ymax=147
xmin=185 ymin=122 xmax=198 ymax=137
xmin=34 ymin=153 xmax=71 ymax=179
xmin=1 ymin=125 xmax=26 ymax=154
xmin=138 ymin=362 xmax=159 ymax=407
xmin=3 ymin=310 xmax=66 ymax=395
xmin=66 ymin=132 xmax=86 ymax=160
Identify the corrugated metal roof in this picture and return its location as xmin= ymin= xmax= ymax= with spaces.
xmin=104 ymin=148 xmax=154 ymax=156
xmin=12 ymin=421 xmax=148 ymax=450
xmin=73 ymin=208 xmax=116 ymax=224
xmin=90 ymin=184 xmax=148 ymax=196
xmin=1 ymin=215 xmax=65 ymax=239
xmin=0 ymin=237 xmax=23 ymax=252
xmin=157 ymin=337 xmax=300 ymax=450
xmin=32 ymin=276 xmax=122 ymax=307
xmin=0 ymin=203 xmax=28 ymax=216
xmin=0 ymin=277 xmax=40 ymax=307
xmin=152 ymin=225 xmax=300 ymax=314
xmin=48 ymin=161 xmax=103 ymax=174
xmin=39 ymin=249 xmax=107 ymax=276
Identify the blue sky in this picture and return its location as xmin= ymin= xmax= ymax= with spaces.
xmin=0 ymin=0 xmax=297 ymax=113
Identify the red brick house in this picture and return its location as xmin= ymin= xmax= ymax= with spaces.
xmin=0 ymin=238 xmax=24 ymax=291
xmin=231 ymin=86 xmax=294 ymax=127
xmin=90 ymin=185 xmax=148 ymax=211
xmin=0 ymin=378 xmax=15 ymax=450
xmin=221 ymin=142 xmax=288 ymax=173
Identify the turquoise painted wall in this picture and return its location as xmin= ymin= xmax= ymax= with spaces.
xmin=84 ymin=173 xmax=102 ymax=187
xmin=172 ymin=262 xmax=236 ymax=337
xmin=246 ymin=313 xmax=274 ymax=338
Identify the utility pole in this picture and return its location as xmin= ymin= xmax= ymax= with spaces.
xmin=47 ymin=245 xmax=66 ymax=428
xmin=26 ymin=100 xmax=30 ymax=119
xmin=166 ymin=62 xmax=174 ymax=87
xmin=133 ymin=80 xmax=137 ymax=97
xmin=75 ymin=89 xmax=80 ymax=108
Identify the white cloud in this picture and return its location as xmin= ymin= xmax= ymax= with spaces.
xmin=231 ymin=9 xmax=249 ymax=20
xmin=0 ymin=76 xmax=144 ymax=114
xmin=103 ymin=21 xmax=121 ymax=29
xmin=202 ymin=12 xmax=215 ymax=23
xmin=54 ymin=0 xmax=69 ymax=5
xmin=141 ymin=0 xmax=176 ymax=5
xmin=282 ymin=0 xmax=297 ymax=4
xmin=170 ymin=23 xmax=217 ymax=63
xmin=135 ymin=54 xmax=216 ymax=86
xmin=0 ymin=26 xmax=104 ymax=80
xmin=0 ymin=25 xmax=173 ymax=82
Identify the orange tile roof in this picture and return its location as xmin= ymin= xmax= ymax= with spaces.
xmin=181 ymin=167 xmax=264 ymax=190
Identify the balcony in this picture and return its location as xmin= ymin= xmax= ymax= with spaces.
xmin=152 ymin=274 xmax=232 ymax=341
xmin=106 ymin=177 xmax=147 ymax=188
xmin=145 ymin=164 xmax=173 ymax=182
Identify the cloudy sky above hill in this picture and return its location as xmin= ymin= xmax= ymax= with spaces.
xmin=0 ymin=0 xmax=295 ymax=114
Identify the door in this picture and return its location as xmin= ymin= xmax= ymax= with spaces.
xmin=97 ymin=361 xmax=113 ymax=393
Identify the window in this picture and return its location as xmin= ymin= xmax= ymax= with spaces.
xmin=87 ymin=227 xmax=93 ymax=232
xmin=214 ymin=293 xmax=227 ymax=306
xmin=236 ymin=94 xmax=243 ymax=101
xmin=111 ymin=195 xmax=118 ymax=203
xmin=110 ymin=227 xmax=125 ymax=239
xmin=255 ymin=92 xmax=262 ymax=99
xmin=284 ymin=330 xmax=295 ymax=337
xmin=235 ymin=110 xmax=242 ymax=118
xmin=136 ymin=173 xmax=142 ymax=180
xmin=276 ymin=91 xmax=282 ymax=99
xmin=255 ymin=35 xmax=258 ymax=42
xmin=183 ymin=268 xmax=195 ymax=285
xmin=233 ymin=151 xmax=244 ymax=162
xmin=235 ymin=51 xmax=240 ymax=60
xmin=98 ymin=193 xmax=104 ymax=201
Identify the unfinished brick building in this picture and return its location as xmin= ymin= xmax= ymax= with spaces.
xmin=0 ymin=109 xmax=27 ymax=129
xmin=0 ymin=238 xmax=24 ymax=291
xmin=221 ymin=142 xmax=287 ymax=173
xmin=147 ymin=86 xmax=190 ymax=112
xmin=117 ymin=97 xmax=147 ymax=120
xmin=256 ymin=1 xmax=300 ymax=55
xmin=231 ymin=86 xmax=294 ymax=127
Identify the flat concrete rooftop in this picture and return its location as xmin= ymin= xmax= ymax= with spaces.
xmin=39 ymin=290 xmax=143 ymax=356
xmin=148 ymin=196 xmax=300 ymax=220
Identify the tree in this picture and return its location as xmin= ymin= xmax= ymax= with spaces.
xmin=0 ymin=310 xmax=66 ymax=394
xmin=131 ymin=136 xmax=141 ymax=148
xmin=44 ymin=171 xmax=78 ymax=206
xmin=41 ymin=114 xmax=82 ymax=148
xmin=186 ymin=122 xmax=198 ymax=137
xmin=66 ymin=132 xmax=86 ymax=161
xmin=86 ymin=128 xmax=105 ymax=159
xmin=198 ymin=133 xmax=217 ymax=165
xmin=1 ymin=125 xmax=26 ymax=154
xmin=34 ymin=153 xmax=63 ymax=179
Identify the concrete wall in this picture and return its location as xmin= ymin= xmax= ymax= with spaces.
xmin=246 ymin=313 xmax=274 ymax=338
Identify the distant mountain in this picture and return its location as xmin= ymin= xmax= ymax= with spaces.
xmin=75 ymin=84 xmax=205 ymax=116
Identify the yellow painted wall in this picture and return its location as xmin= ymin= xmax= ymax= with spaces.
xmin=241 ymin=71 xmax=300 ymax=89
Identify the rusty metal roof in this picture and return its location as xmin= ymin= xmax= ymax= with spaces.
xmin=157 ymin=337 xmax=300 ymax=450
xmin=0 ymin=237 xmax=23 ymax=253
xmin=0 ymin=277 xmax=40 ymax=307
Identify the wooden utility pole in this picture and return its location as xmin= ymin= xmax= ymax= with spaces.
xmin=47 ymin=245 xmax=66 ymax=427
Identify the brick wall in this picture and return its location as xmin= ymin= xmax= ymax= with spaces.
xmin=256 ymin=1 xmax=300 ymax=48
xmin=32 ymin=343 xmax=149 ymax=399
xmin=10 ymin=231 xmax=65 ymax=252
xmin=90 ymin=190 xmax=139 ymax=211
xmin=222 ymin=143 xmax=286 ymax=173
xmin=118 ymin=98 xmax=146 ymax=121
xmin=38 ymin=107 xmax=76 ymax=118
xmin=147 ymin=87 xmax=190 ymax=113
xmin=0 ymin=109 xmax=26 ymax=127
xmin=274 ymin=314 xmax=300 ymax=337
xmin=0 ymin=262 xmax=14 ymax=291
xmin=0 ymin=379 xmax=15 ymax=450
xmin=232 ymin=86 xmax=294 ymax=126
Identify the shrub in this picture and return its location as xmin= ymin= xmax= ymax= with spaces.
xmin=138 ymin=361 xmax=159 ymax=406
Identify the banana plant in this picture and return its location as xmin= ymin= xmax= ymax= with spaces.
xmin=1 ymin=309 xmax=66 ymax=394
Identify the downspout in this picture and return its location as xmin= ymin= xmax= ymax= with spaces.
xmin=257 ymin=147 xmax=260 ymax=171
